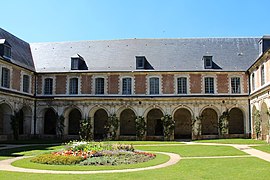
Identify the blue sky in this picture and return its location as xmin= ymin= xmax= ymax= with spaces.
xmin=1 ymin=0 xmax=269 ymax=42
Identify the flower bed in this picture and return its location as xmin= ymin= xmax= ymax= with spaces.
xmin=30 ymin=141 xmax=156 ymax=166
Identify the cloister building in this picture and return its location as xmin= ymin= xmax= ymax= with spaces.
xmin=0 ymin=28 xmax=269 ymax=141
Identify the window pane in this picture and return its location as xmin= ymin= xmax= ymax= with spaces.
xmin=261 ymin=65 xmax=265 ymax=85
xmin=44 ymin=78 xmax=53 ymax=94
xmin=1 ymin=68 xmax=10 ymax=88
xmin=69 ymin=78 xmax=78 ymax=94
xmin=231 ymin=77 xmax=241 ymax=94
xmin=150 ymin=77 xmax=159 ymax=94
xmin=177 ymin=77 xmax=187 ymax=94
xmin=252 ymin=74 xmax=255 ymax=91
xmin=95 ymin=78 xmax=104 ymax=94
xmin=122 ymin=78 xmax=132 ymax=95
xmin=205 ymin=77 xmax=214 ymax=94
xmin=23 ymin=75 xmax=30 ymax=93
xmin=71 ymin=58 xmax=79 ymax=70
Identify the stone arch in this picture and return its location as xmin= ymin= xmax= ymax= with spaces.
xmin=94 ymin=108 xmax=108 ymax=139
xmin=0 ymin=103 xmax=12 ymax=135
xmin=261 ymin=102 xmax=269 ymax=140
xmin=174 ymin=108 xmax=192 ymax=139
xmin=44 ymin=108 xmax=57 ymax=135
xmin=201 ymin=108 xmax=218 ymax=135
xmin=89 ymin=105 xmax=109 ymax=118
xmin=147 ymin=108 xmax=164 ymax=136
xmin=116 ymin=106 xmax=138 ymax=117
xmin=120 ymin=108 xmax=136 ymax=136
xmin=19 ymin=106 xmax=32 ymax=135
xmin=228 ymin=107 xmax=244 ymax=134
xmin=143 ymin=105 xmax=165 ymax=118
xmin=68 ymin=108 xmax=82 ymax=135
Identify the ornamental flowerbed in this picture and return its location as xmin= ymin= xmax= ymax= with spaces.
xmin=30 ymin=141 xmax=156 ymax=166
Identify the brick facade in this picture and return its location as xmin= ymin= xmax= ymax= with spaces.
xmin=55 ymin=75 xmax=67 ymax=94
xmin=162 ymin=74 xmax=174 ymax=94
xmin=12 ymin=68 xmax=21 ymax=91
xmin=217 ymin=74 xmax=228 ymax=93
xmin=190 ymin=74 xmax=201 ymax=93
xmin=81 ymin=75 xmax=92 ymax=94
xmin=135 ymin=74 xmax=146 ymax=94
xmin=108 ymin=74 xmax=119 ymax=94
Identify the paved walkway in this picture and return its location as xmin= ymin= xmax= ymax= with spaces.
xmin=0 ymin=142 xmax=269 ymax=174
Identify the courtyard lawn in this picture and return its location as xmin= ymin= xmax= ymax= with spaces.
xmin=193 ymin=138 xmax=267 ymax=144
xmin=252 ymin=145 xmax=270 ymax=154
xmin=136 ymin=145 xmax=247 ymax=157
xmin=109 ymin=141 xmax=183 ymax=145
xmin=0 ymin=140 xmax=270 ymax=179
xmin=1 ymin=157 xmax=270 ymax=180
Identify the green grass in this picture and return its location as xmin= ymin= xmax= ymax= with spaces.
xmin=0 ymin=156 xmax=11 ymax=160
xmin=105 ymin=141 xmax=183 ymax=145
xmin=1 ymin=157 xmax=270 ymax=179
xmin=12 ymin=153 xmax=168 ymax=171
xmin=137 ymin=145 xmax=247 ymax=157
xmin=193 ymin=138 xmax=267 ymax=144
xmin=1 ymin=140 xmax=270 ymax=179
xmin=253 ymin=145 xmax=270 ymax=153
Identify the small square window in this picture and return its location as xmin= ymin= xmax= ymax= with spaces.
xmin=3 ymin=45 xmax=11 ymax=59
xmin=203 ymin=56 xmax=213 ymax=69
xmin=136 ymin=56 xmax=145 ymax=69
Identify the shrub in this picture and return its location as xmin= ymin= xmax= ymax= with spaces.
xmin=30 ymin=154 xmax=83 ymax=165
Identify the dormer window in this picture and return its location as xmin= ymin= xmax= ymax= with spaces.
xmin=203 ymin=56 xmax=213 ymax=69
xmin=71 ymin=58 xmax=79 ymax=70
xmin=3 ymin=45 xmax=11 ymax=59
xmin=70 ymin=54 xmax=88 ymax=70
xmin=136 ymin=56 xmax=145 ymax=69
xmin=0 ymin=39 xmax=11 ymax=60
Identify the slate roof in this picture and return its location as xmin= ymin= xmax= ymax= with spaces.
xmin=0 ymin=28 xmax=35 ymax=71
xmin=30 ymin=38 xmax=260 ymax=73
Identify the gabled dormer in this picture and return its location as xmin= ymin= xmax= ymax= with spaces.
xmin=71 ymin=54 xmax=88 ymax=70
xmin=135 ymin=56 xmax=154 ymax=70
xmin=203 ymin=56 xmax=213 ymax=69
xmin=0 ymin=39 xmax=11 ymax=60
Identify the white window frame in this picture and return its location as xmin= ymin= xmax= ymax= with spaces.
xmin=230 ymin=76 xmax=242 ymax=94
xmin=203 ymin=75 xmax=216 ymax=94
xmin=147 ymin=75 xmax=162 ymax=95
xmin=66 ymin=76 xmax=81 ymax=95
xmin=261 ymin=64 xmax=265 ymax=86
xmin=93 ymin=75 xmax=107 ymax=95
xmin=20 ymin=72 xmax=31 ymax=94
xmin=42 ymin=76 xmax=55 ymax=95
xmin=0 ymin=65 xmax=12 ymax=89
xmin=251 ymin=73 xmax=255 ymax=92
xmin=120 ymin=76 xmax=134 ymax=95
xmin=175 ymin=75 xmax=189 ymax=94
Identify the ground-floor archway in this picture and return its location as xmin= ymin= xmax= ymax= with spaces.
xmin=94 ymin=109 xmax=108 ymax=139
xmin=120 ymin=109 xmax=136 ymax=136
xmin=68 ymin=108 xmax=81 ymax=135
xmin=229 ymin=108 xmax=244 ymax=134
xmin=147 ymin=108 xmax=163 ymax=136
xmin=201 ymin=108 xmax=218 ymax=135
xmin=0 ymin=103 xmax=12 ymax=135
xmin=261 ymin=103 xmax=269 ymax=140
xmin=44 ymin=108 xmax=57 ymax=135
xmin=174 ymin=108 xmax=192 ymax=139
